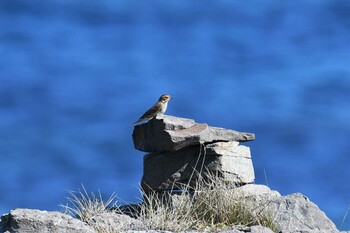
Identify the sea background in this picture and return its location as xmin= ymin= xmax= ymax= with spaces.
xmin=1 ymin=0 xmax=350 ymax=229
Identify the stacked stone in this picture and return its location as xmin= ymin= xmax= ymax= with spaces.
xmin=132 ymin=115 xmax=256 ymax=193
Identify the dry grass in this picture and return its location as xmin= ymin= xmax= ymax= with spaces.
xmin=139 ymin=191 xmax=195 ymax=231
xmin=60 ymin=185 xmax=117 ymax=222
xmin=139 ymin=172 xmax=279 ymax=232
xmin=62 ymin=175 xmax=278 ymax=233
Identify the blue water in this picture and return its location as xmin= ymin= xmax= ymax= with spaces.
xmin=1 ymin=0 xmax=350 ymax=229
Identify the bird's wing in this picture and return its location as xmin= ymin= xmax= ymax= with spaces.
xmin=133 ymin=102 xmax=161 ymax=124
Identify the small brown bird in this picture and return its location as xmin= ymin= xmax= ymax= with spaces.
xmin=134 ymin=94 xmax=172 ymax=125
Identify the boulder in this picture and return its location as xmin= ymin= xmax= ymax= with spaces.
xmin=269 ymin=193 xmax=339 ymax=232
xmin=85 ymin=212 xmax=143 ymax=232
xmin=0 ymin=189 xmax=345 ymax=233
xmin=141 ymin=141 xmax=255 ymax=193
xmin=233 ymin=184 xmax=340 ymax=233
xmin=151 ymin=184 xmax=341 ymax=233
xmin=132 ymin=115 xmax=255 ymax=152
xmin=0 ymin=209 xmax=95 ymax=233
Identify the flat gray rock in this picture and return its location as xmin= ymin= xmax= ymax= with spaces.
xmin=141 ymin=141 xmax=255 ymax=193
xmin=86 ymin=212 xmax=143 ymax=232
xmin=248 ymin=226 xmax=276 ymax=233
xmin=1 ymin=208 xmax=95 ymax=233
xmin=133 ymin=115 xmax=255 ymax=152
xmin=233 ymin=184 xmax=281 ymax=198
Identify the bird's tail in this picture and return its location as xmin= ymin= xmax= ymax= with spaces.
xmin=133 ymin=118 xmax=144 ymax=125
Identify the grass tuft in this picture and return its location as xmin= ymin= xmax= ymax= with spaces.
xmin=62 ymin=174 xmax=278 ymax=232
xmin=139 ymin=172 xmax=279 ymax=232
xmin=60 ymin=184 xmax=116 ymax=222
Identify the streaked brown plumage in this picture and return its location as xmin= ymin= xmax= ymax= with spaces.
xmin=134 ymin=94 xmax=172 ymax=125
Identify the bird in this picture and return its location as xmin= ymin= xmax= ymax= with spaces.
xmin=134 ymin=94 xmax=172 ymax=125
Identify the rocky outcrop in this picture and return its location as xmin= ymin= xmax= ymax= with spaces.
xmin=133 ymin=116 xmax=256 ymax=193
xmin=0 ymin=209 xmax=143 ymax=233
xmin=0 ymin=116 xmax=347 ymax=233
xmin=130 ymin=116 xmax=345 ymax=232
xmin=209 ymin=225 xmax=275 ymax=233
xmin=142 ymin=141 xmax=255 ymax=192
xmin=0 ymin=209 xmax=95 ymax=233
xmin=0 ymin=207 xmax=276 ymax=233
xmin=132 ymin=115 xmax=255 ymax=152
xmin=232 ymin=184 xmax=340 ymax=233
xmin=0 ymin=186 xmax=345 ymax=233
xmin=85 ymin=212 xmax=143 ymax=232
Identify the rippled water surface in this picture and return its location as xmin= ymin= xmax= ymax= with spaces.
xmin=1 ymin=0 xmax=350 ymax=229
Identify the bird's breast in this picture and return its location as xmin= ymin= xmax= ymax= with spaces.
xmin=159 ymin=102 xmax=168 ymax=114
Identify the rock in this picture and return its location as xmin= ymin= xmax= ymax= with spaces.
xmin=232 ymin=184 xmax=339 ymax=233
xmin=289 ymin=231 xmax=341 ymax=233
xmin=226 ymin=225 xmax=275 ymax=233
xmin=127 ymin=225 xmax=275 ymax=233
xmin=205 ymin=141 xmax=250 ymax=157
xmin=86 ymin=212 xmax=143 ymax=232
xmin=153 ymin=184 xmax=341 ymax=233
xmin=132 ymin=115 xmax=342 ymax=232
xmin=135 ymin=115 xmax=256 ymax=193
xmin=126 ymin=231 xmax=176 ymax=233
xmin=269 ymin=193 xmax=339 ymax=232
xmin=0 ymin=208 xmax=95 ymax=233
xmin=141 ymin=141 xmax=255 ymax=193
xmin=206 ymin=142 xmax=255 ymax=183
xmin=0 ymin=217 xmax=5 ymax=233
xmin=0 ymin=190 xmax=343 ymax=233
xmin=132 ymin=115 xmax=255 ymax=152
xmin=248 ymin=225 xmax=276 ymax=233
xmin=232 ymin=184 xmax=281 ymax=202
